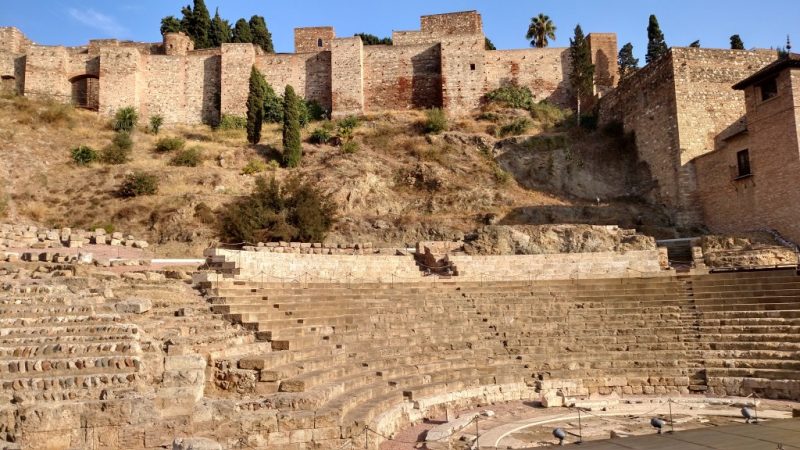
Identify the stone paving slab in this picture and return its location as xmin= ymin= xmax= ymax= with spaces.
xmin=561 ymin=418 xmax=800 ymax=450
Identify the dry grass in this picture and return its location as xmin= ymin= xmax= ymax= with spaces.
xmin=0 ymin=97 xmax=578 ymax=253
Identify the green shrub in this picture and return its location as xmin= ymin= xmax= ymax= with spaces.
xmin=242 ymin=159 xmax=268 ymax=175
xmin=423 ymin=108 xmax=448 ymax=134
xmin=170 ymin=147 xmax=202 ymax=167
xmin=218 ymin=114 xmax=247 ymax=130
xmin=118 ymin=172 xmax=158 ymax=197
xmin=341 ymin=141 xmax=359 ymax=154
xmin=112 ymin=131 xmax=133 ymax=151
xmin=493 ymin=166 xmax=512 ymax=184
xmin=101 ymin=143 xmax=131 ymax=165
xmin=220 ymin=176 xmax=336 ymax=244
xmin=149 ymin=115 xmax=164 ymax=135
xmin=485 ymin=84 xmax=534 ymax=109
xmin=529 ymin=101 xmax=569 ymax=128
xmin=113 ymin=106 xmax=138 ymax=133
xmin=155 ymin=136 xmax=185 ymax=153
xmin=476 ymin=112 xmax=501 ymax=122
xmin=497 ymin=118 xmax=532 ymax=137
xmin=305 ymin=100 xmax=327 ymax=122
xmin=263 ymin=83 xmax=284 ymax=124
xmin=336 ymin=116 xmax=360 ymax=142
xmin=70 ymin=145 xmax=98 ymax=166
xmin=309 ymin=127 xmax=331 ymax=145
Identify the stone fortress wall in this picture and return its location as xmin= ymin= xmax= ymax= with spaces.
xmin=0 ymin=11 xmax=619 ymax=123
xmin=598 ymin=48 xmax=777 ymax=228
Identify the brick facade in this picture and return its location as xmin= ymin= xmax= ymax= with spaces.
xmin=0 ymin=11 xmax=617 ymax=123
xmin=695 ymin=63 xmax=800 ymax=243
xmin=599 ymin=48 xmax=776 ymax=227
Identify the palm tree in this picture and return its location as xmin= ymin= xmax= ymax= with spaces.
xmin=526 ymin=13 xmax=557 ymax=48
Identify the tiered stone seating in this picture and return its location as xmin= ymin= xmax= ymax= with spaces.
xmin=0 ymin=291 xmax=142 ymax=403
xmin=689 ymin=270 xmax=800 ymax=400
xmin=207 ymin=282 xmax=532 ymax=439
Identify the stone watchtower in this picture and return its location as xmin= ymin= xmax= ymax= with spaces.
xmin=295 ymin=27 xmax=335 ymax=53
xmin=163 ymin=32 xmax=194 ymax=56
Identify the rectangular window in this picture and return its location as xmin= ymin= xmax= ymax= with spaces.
xmin=470 ymin=63 xmax=476 ymax=71
xmin=736 ymin=149 xmax=752 ymax=178
xmin=759 ymin=77 xmax=778 ymax=102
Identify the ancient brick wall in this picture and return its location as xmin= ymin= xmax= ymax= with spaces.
xmin=330 ymin=37 xmax=364 ymax=117
xmin=98 ymin=46 xmax=142 ymax=116
xmin=421 ymin=11 xmax=482 ymax=36
xmin=484 ymin=48 xmax=571 ymax=106
xmin=599 ymin=48 xmax=775 ymax=227
xmin=440 ymin=35 xmax=486 ymax=114
xmin=363 ymin=44 xmax=441 ymax=111
xmin=295 ymin=27 xmax=335 ymax=53
xmin=220 ymin=44 xmax=256 ymax=118
xmin=142 ymin=51 xmax=221 ymax=124
xmin=587 ymin=33 xmax=618 ymax=95
xmin=696 ymin=68 xmax=800 ymax=243
xmin=24 ymin=46 xmax=71 ymax=102
xmin=257 ymin=51 xmax=331 ymax=111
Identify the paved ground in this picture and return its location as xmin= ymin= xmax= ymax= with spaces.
xmin=549 ymin=418 xmax=800 ymax=449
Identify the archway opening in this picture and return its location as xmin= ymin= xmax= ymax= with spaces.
xmin=69 ymin=75 xmax=100 ymax=111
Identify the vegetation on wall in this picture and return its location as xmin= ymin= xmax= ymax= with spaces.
xmin=355 ymin=33 xmax=393 ymax=45
xmin=160 ymin=0 xmax=274 ymax=52
xmin=646 ymin=14 xmax=668 ymax=63
xmin=618 ymin=43 xmax=639 ymax=80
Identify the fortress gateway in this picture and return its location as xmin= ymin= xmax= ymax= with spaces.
xmin=0 ymin=11 xmax=618 ymax=123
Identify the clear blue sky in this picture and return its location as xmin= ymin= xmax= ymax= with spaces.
xmin=2 ymin=1 xmax=797 ymax=61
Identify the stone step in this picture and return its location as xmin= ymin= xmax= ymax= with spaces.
xmin=0 ymin=355 xmax=140 ymax=380
xmin=1 ymin=372 xmax=140 ymax=403
xmin=0 ymin=341 xmax=140 ymax=359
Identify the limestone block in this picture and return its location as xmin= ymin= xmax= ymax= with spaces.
xmin=110 ymin=239 xmax=122 ymax=246
xmin=540 ymin=390 xmax=563 ymax=408
xmin=77 ymin=253 xmax=94 ymax=265
xmin=172 ymin=438 xmax=223 ymax=450
xmin=121 ymin=272 xmax=147 ymax=281
xmin=115 ymin=298 xmax=153 ymax=314
xmin=112 ymin=232 xmax=124 ymax=240
xmin=133 ymin=241 xmax=149 ymax=249
xmin=165 ymin=355 xmax=207 ymax=372
xmin=68 ymin=239 xmax=85 ymax=248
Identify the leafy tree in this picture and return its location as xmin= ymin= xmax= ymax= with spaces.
xmin=249 ymin=15 xmax=274 ymax=53
xmin=526 ymin=13 xmax=557 ymax=48
xmin=354 ymin=33 xmax=393 ymax=45
xmin=730 ymin=34 xmax=745 ymax=50
xmin=618 ymin=42 xmax=639 ymax=80
xmin=232 ymin=19 xmax=253 ymax=43
xmin=485 ymin=37 xmax=496 ymax=51
xmin=282 ymin=85 xmax=302 ymax=168
xmin=220 ymin=176 xmax=336 ymax=244
xmin=246 ymin=66 xmax=267 ymax=145
xmin=263 ymin=82 xmax=284 ymax=123
xmin=646 ymin=14 xmax=668 ymax=64
xmin=181 ymin=0 xmax=212 ymax=49
xmin=209 ymin=8 xmax=232 ymax=47
xmin=569 ymin=24 xmax=595 ymax=126
xmin=160 ymin=16 xmax=183 ymax=35
xmin=689 ymin=40 xmax=701 ymax=48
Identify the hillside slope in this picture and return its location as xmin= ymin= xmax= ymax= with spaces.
xmin=0 ymin=96 xmax=670 ymax=256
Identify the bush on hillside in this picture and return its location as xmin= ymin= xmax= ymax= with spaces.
xmin=118 ymin=172 xmax=158 ymax=197
xmin=220 ymin=176 xmax=336 ymax=244
xmin=70 ymin=145 xmax=99 ymax=166
xmin=149 ymin=115 xmax=164 ymax=135
xmin=336 ymin=116 xmax=360 ymax=143
xmin=113 ymin=106 xmax=138 ymax=133
xmin=485 ymin=83 xmax=534 ymax=109
xmin=169 ymin=147 xmax=202 ymax=167
xmin=101 ymin=140 xmax=131 ymax=165
xmin=241 ymin=159 xmax=268 ymax=175
xmin=155 ymin=136 xmax=185 ymax=153
xmin=112 ymin=131 xmax=133 ymax=151
xmin=496 ymin=118 xmax=532 ymax=137
xmin=218 ymin=114 xmax=247 ymax=130
xmin=341 ymin=141 xmax=359 ymax=154
xmin=529 ymin=101 xmax=569 ymax=129
xmin=309 ymin=127 xmax=331 ymax=145
xmin=39 ymin=102 xmax=74 ymax=125
xmin=423 ymin=108 xmax=448 ymax=134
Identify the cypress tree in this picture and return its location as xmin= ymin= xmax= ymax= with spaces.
xmin=689 ymin=40 xmax=701 ymax=48
xmin=209 ymin=8 xmax=232 ymax=47
xmin=232 ymin=19 xmax=253 ymax=44
xmin=181 ymin=0 xmax=212 ymax=49
xmin=354 ymin=33 xmax=393 ymax=46
xmin=246 ymin=66 xmax=267 ymax=145
xmin=646 ymin=15 xmax=668 ymax=64
xmin=485 ymin=37 xmax=496 ymax=51
xmin=618 ymin=42 xmax=639 ymax=80
xmin=282 ymin=85 xmax=302 ymax=168
xmin=160 ymin=16 xmax=183 ymax=35
xmin=249 ymin=15 xmax=275 ymax=53
xmin=730 ymin=34 xmax=745 ymax=50
xmin=569 ymin=24 xmax=594 ymax=126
